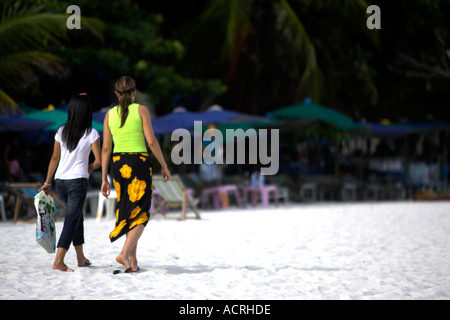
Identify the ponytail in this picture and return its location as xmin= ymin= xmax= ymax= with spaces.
xmin=115 ymin=76 xmax=136 ymax=128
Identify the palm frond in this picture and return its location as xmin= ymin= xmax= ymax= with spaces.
xmin=276 ymin=0 xmax=324 ymax=101
xmin=298 ymin=0 xmax=367 ymax=11
xmin=0 ymin=13 xmax=105 ymax=54
xmin=0 ymin=51 xmax=69 ymax=92
xmin=0 ymin=2 xmax=105 ymax=114
xmin=224 ymin=0 xmax=252 ymax=58
xmin=196 ymin=0 xmax=252 ymax=61
xmin=336 ymin=0 xmax=368 ymax=11
xmin=0 ymin=88 xmax=20 ymax=116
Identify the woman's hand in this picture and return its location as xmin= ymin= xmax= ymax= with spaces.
xmin=101 ymin=180 xmax=111 ymax=199
xmin=39 ymin=183 xmax=51 ymax=195
xmin=161 ymin=166 xmax=171 ymax=182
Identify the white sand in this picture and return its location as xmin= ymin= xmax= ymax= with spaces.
xmin=0 ymin=201 xmax=449 ymax=300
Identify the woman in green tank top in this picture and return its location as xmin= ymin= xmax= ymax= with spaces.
xmin=101 ymin=76 xmax=171 ymax=273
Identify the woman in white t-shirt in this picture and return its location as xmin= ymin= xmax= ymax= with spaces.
xmin=40 ymin=93 xmax=101 ymax=272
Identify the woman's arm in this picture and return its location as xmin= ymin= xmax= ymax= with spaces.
xmin=89 ymin=138 xmax=101 ymax=175
xmin=39 ymin=141 xmax=61 ymax=194
xmin=139 ymin=105 xmax=171 ymax=181
xmin=101 ymin=112 xmax=113 ymax=198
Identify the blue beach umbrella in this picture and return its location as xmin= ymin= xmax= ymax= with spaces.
xmin=198 ymin=104 xmax=270 ymax=124
xmin=151 ymin=105 xmax=271 ymax=136
xmin=0 ymin=117 xmax=53 ymax=133
xmin=93 ymin=106 xmax=199 ymax=136
xmin=93 ymin=109 xmax=107 ymax=124
xmin=355 ymin=121 xmax=410 ymax=137
xmin=151 ymin=105 xmax=272 ymax=136
xmin=151 ymin=107 xmax=201 ymax=136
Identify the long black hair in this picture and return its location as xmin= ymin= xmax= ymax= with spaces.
xmin=61 ymin=93 xmax=93 ymax=152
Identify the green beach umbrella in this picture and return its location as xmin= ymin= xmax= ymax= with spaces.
xmin=268 ymin=99 xmax=359 ymax=131
xmin=24 ymin=107 xmax=103 ymax=132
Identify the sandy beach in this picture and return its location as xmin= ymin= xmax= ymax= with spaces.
xmin=0 ymin=201 xmax=449 ymax=300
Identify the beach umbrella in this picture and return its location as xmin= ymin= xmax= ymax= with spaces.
xmin=24 ymin=108 xmax=103 ymax=132
xmin=268 ymin=98 xmax=359 ymax=131
xmin=202 ymin=117 xmax=283 ymax=143
xmin=149 ymin=105 xmax=272 ymax=136
xmin=92 ymin=106 xmax=200 ymax=136
xmin=0 ymin=117 xmax=53 ymax=133
xmin=354 ymin=120 xmax=448 ymax=138
xmin=151 ymin=107 xmax=201 ymax=136
xmin=198 ymin=104 xmax=270 ymax=124
xmin=355 ymin=121 xmax=410 ymax=137
xmin=93 ymin=109 xmax=107 ymax=124
xmin=196 ymin=105 xmax=274 ymax=141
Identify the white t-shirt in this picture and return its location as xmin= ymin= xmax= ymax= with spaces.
xmin=54 ymin=126 xmax=100 ymax=180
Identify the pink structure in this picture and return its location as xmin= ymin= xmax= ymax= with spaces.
xmin=201 ymin=185 xmax=244 ymax=209
xmin=243 ymin=185 xmax=279 ymax=207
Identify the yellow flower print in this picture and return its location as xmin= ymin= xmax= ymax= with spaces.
xmin=110 ymin=219 xmax=127 ymax=239
xmin=130 ymin=205 xmax=141 ymax=219
xmin=140 ymin=156 xmax=146 ymax=162
xmin=113 ymin=179 xmax=121 ymax=202
xmin=128 ymin=177 xmax=146 ymax=202
xmin=130 ymin=212 xmax=148 ymax=229
xmin=120 ymin=164 xmax=132 ymax=179
xmin=113 ymin=156 xmax=121 ymax=162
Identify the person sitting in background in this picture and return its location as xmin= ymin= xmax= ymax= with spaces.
xmin=4 ymin=136 xmax=21 ymax=182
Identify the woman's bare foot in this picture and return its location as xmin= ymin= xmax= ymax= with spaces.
xmin=53 ymin=263 xmax=74 ymax=272
xmin=130 ymin=256 xmax=138 ymax=271
xmin=116 ymin=254 xmax=132 ymax=270
xmin=53 ymin=248 xmax=73 ymax=271
xmin=77 ymin=258 xmax=91 ymax=267
xmin=74 ymin=245 xmax=91 ymax=267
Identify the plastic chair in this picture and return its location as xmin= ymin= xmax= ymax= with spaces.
xmin=84 ymin=189 xmax=99 ymax=216
xmin=341 ymin=183 xmax=358 ymax=201
xmin=299 ymin=183 xmax=317 ymax=202
xmin=273 ymin=186 xmax=289 ymax=204
xmin=96 ymin=190 xmax=117 ymax=221
xmin=201 ymin=187 xmax=222 ymax=209
xmin=244 ymin=185 xmax=279 ymax=207
xmin=201 ymin=185 xmax=244 ymax=209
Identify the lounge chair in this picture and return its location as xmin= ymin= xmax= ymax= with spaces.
xmin=0 ymin=193 xmax=6 ymax=221
xmin=7 ymin=182 xmax=66 ymax=223
xmin=152 ymin=175 xmax=201 ymax=220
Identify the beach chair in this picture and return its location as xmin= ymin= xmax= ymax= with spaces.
xmin=152 ymin=175 xmax=201 ymax=220
xmin=0 ymin=193 xmax=6 ymax=222
xmin=7 ymin=182 xmax=66 ymax=223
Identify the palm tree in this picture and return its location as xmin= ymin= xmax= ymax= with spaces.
xmin=0 ymin=1 xmax=104 ymax=115
xmin=175 ymin=0 xmax=368 ymax=113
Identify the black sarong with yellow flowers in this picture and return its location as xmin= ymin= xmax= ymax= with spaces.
xmin=109 ymin=152 xmax=152 ymax=242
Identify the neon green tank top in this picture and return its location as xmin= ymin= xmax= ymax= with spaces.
xmin=108 ymin=103 xmax=146 ymax=153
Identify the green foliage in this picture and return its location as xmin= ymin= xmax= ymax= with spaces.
xmin=0 ymin=0 xmax=104 ymax=114
xmin=171 ymin=0 xmax=372 ymax=115
xmin=50 ymin=0 xmax=226 ymax=113
xmin=3 ymin=0 xmax=450 ymax=122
